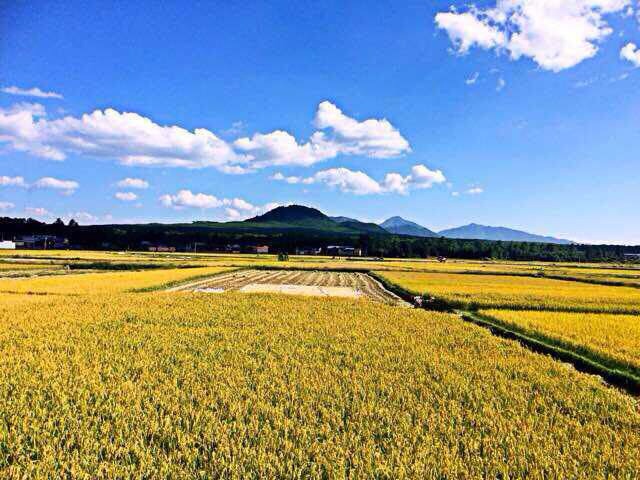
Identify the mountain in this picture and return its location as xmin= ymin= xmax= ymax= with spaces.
xmin=330 ymin=216 xmax=359 ymax=223
xmin=380 ymin=216 xmax=438 ymax=237
xmin=438 ymin=223 xmax=572 ymax=244
xmin=338 ymin=220 xmax=387 ymax=234
xmin=245 ymin=205 xmax=343 ymax=230
xmin=331 ymin=216 xmax=387 ymax=234
xmin=237 ymin=206 xmax=573 ymax=243
xmin=245 ymin=205 xmax=386 ymax=234
xmin=248 ymin=205 xmax=328 ymax=224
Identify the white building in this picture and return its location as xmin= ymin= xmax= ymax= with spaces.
xmin=0 ymin=240 xmax=16 ymax=249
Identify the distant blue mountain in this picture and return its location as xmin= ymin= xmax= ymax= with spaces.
xmin=438 ymin=223 xmax=572 ymax=244
xmin=379 ymin=216 xmax=438 ymax=237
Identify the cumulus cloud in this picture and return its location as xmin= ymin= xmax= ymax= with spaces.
xmin=33 ymin=177 xmax=79 ymax=194
xmin=436 ymin=1 xmax=631 ymax=72
xmin=2 ymin=86 xmax=63 ymax=99
xmin=620 ymin=42 xmax=640 ymax=66
xmin=272 ymin=164 xmax=446 ymax=195
xmin=408 ymin=164 xmax=448 ymax=189
xmin=270 ymin=172 xmax=308 ymax=184
xmin=0 ymin=101 xmax=410 ymax=173
xmin=234 ymin=101 xmax=410 ymax=169
xmin=115 ymin=191 xmax=138 ymax=202
xmin=313 ymin=101 xmax=411 ymax=158
xmin=312 ymin=168 xmax=385 ymax=195
xmin=496 ymin=77 xmax=507 ymax=91
xmin=116 ymin=177 xmax=149 ymax=189
xmin=160 ymin=190 xmax=224 ymax=209
xmin=466 ymin=187 xmax=484 ymax=195
xmin=435 ymin=10 xmax=507 ymax=53
xmin=0 ymin=175 xmax=78 ymax=194
xmin=0 ymin=175 xmax=27 ymax=187
xmin=234 ymin=130 xmax=338 ymax=168
xmin=0 ymin=201 xmax=14 ymax=210
xmin=159 ymin=189 xmax=277 ymax=220
xmin=0 ymin=103 xmax=248 ymax=168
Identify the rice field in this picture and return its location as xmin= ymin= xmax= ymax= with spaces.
xmin=0 ymin=266 xmax=234 ymax=295
xmin=377 ymin=271 xmax=640 ymax=313
xmin=0 ymin=252 xmax=639 ymax=477
xmin=171 ymin=269 xmax=406 ymax=305
xmin=480 ymin=309 xmax=640 ymax=377
xmin=0 ymin=290 xmax=638 ymax=477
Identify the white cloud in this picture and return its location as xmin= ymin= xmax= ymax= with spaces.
xmin=1 ymin=102 xmax=47 ymax=117
xmin=272 ymin=164 xmax=446 ymax=195
xmin=466 ymin=72 xmax=480 ymax=85
xmin=224 ymin=208 xmax=242 ymax=220
xmin=436 ymin=1 xmax=631 ymax=72
xmin=451 ymin=191 xmax=460 ymax=197
xmin=270 ymin=172 xmax=314 ymax=184
xmin=25 ymin=207 xmax=50 ymax=217
xmin=0 ymin=175 xmax=27 ymax=187
xmin=312 ymin=168 xmax=385 ymax=195
xmin=160 ymin=190 xmax=224 ymax=209
xmin=620 ymin=42 xmax=640 ymax=66
xmin=0 ymin=100 xmax=410 ymax=173
xmin=115 ymin=191 xmax=138 ymax=202
xmin=2 ymin=86 xmax=63 ymax=99
xmin=116 ymin=177 xmax=149 ymax=189
xmin=435 ymin=10 xmax=507 ymax=53
xmin=159 ymin=189 xmax=278 ymax=220
xmin=409 ymin=164 xmax=447 ymax=189
xmin=33 ymin=177 xmax=79 ymax=194
xmin=64 ymin=211 xmax=98 ymax=224
xmin=0 ymin=103 xmax=248 ymax=169
xmin=0 ymin=201 xmax=14 ymax=210
xmin=496 ymin=77 xmax=507 ymax=91
xmin=466 ymin=187 xmax=484 ymax=195
xmin=234 ymin=130 xmax=338 ymax=168
xmin=1 ymin=175 xmax=78 ymax=194
xmin=313 ymin=101 xmax=411 ymax=159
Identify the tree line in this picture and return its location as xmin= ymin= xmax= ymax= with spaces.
xmin=0 ymin=216 xmax=638 ymax=263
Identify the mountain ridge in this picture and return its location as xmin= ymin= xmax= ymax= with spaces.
xmin=380 ymin=216 xmax=438 ymax=237
xmin=438 ymin=223 xmax=572 ymax=244
xmin=245 ymin=205 xmax=573 ymax=244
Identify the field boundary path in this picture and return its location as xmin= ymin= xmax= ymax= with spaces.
xmin=457 ymin=310 xmax=640 ymax=396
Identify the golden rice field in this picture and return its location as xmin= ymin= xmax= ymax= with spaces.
xmin=480 ymin=309 xmax=640 ymax=376
xmin=377 ymin=271 xmax=640 ymax=313
xmin=1 ymin=249 xmax=637 ymax=279
xmin=0 ymin=266 xmax=233 ymax=295
xmin=0 ymin=290 xmax=638 ymax=478
xmin=0 ymin=252 xmax=639 ymax=476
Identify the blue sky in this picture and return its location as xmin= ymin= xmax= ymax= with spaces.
xmin=0 ymin=0 xmax=639 ymax=244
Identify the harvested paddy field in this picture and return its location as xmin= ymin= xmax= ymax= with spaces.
xmin=169 ymin=269 xmax=407 ymax=305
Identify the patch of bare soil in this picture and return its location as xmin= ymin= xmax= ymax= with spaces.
xmin=170 ymin=269 xmax=408 ymax=306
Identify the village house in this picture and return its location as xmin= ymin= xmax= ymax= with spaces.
xmin=295 ymin=247 xmax=322 ymax=255
xmin=246 ymin=245 xmax=269 ymax=254
xmin=0 ymin=240 xmax=16 ymax=249
xmin=326 ymin=246 xmax=362 ymax=257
